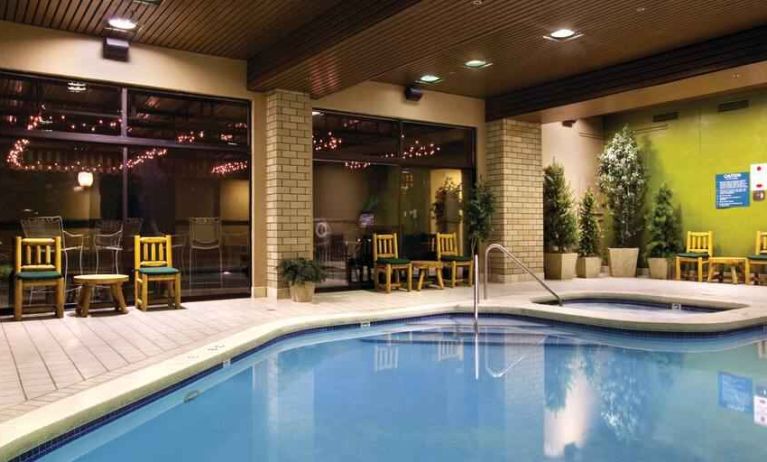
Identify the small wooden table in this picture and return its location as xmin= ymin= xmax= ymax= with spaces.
xmin=411 ymin=260 xmax=445 ymax=291
xmin=707 ymin=257 xmax=750 ymax=284
xmin=74 ymin=274 xmax=129 ymax=316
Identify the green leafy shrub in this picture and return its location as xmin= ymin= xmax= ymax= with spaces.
xmin=577 ymin=190 xmax=601 ymax=257
xmin=598 ymin=126 xmax=646 ymax=247
xmin=645 ymin=184 xmax=682 ymax=258
xmin=466 ymin=179 xmax=496 ymax=255
xmin=543 ymin=163 xmax=577 ymax=253
xmin=277 ymin=258 xmax=326 ymax=285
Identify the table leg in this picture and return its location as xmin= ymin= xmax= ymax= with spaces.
xmin=707 ymin=263 xmax=715 ymax=282
xmin=79 ymin=285 xmax=93 ymax=317
xmin=417 ymin=268 xmax=425 ymax=291
xmin=111 ymin=284 xmax=127 ymax=313
xmin=731 ymin=265 xmax=738 ymax=284
xmin=436 ymin=266 xmax=444 ymax=289
xmin=745 ymin=260 xmax=752 ymax=285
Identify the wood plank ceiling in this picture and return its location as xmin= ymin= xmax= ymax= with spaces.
xmin=2 ymin=0 xmax=766 ymax=108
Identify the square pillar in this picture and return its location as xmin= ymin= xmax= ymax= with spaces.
xmin=485 ymin=118 xmax=543 ymax=281
xmin=265 ymin=90 xmax=313 ymax=298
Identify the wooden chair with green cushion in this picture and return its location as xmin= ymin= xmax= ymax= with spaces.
xmin=436 ymin=232 xmax=473 ymax=288
xmin=134 ymin=235 xmax=181 ymax=311
xmin=373 ymin=233 xmax=411 ymax=293
xmin=13 ymin=236 xmax=64 ymax=321
xmin=675 ymin=231 xmax=713 ymax=282
xmin=747 ymin=231 xmax=767 ymax=285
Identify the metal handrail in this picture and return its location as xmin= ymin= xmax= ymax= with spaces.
xmin=483 ymin=243 xmax=563 ymax=306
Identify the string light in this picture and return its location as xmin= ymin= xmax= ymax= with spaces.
xmin=211 ymin=160 xmax=248 ymax=175
xmin=382 ymin=140 xmax=441 ymax=159
xmin=122 ymin=148 xmax=168 ymax=170
xmin=177 ymin=130 xmax=205 ymax=143
xmin=344 ymin=161 xmax=370 ymax=170
xmin=313 ymin=131 xmax=343 ymax=151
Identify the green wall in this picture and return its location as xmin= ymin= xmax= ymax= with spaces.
xmin=605 ymin=90 xmax=767 ymax=258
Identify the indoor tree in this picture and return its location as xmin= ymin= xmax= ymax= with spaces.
xmin=576 ymin=189 xmax=602 ymax=278
xmin=465 ymin=179 xmax=496 ymax=255
xmin=543 ymin=163 xmax=577 ymax=279
xmin=645 ymin=184 xmax=682 ymax=278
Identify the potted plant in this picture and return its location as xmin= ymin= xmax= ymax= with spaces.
xmin=576 ymin=190 xmax=602 ymax=278
xmin=543 ymin=163 xmax=578 ymax=280
xmin=432 ymin=178 xmax=462 ymax=232
xmin=277 ymin=258 xmax=326 ymax=302
xmin=598 ymin=125 xmax=646 ymax=277
xmin=465 ymin=179 xmax=496 ymax=256
xmin=645 ymin=184 xmax=682 ymax=279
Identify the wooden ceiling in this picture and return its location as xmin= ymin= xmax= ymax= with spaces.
xmin=0 ymin=0 xmax=343 ymax=59
xmin=2 ymin=0 xmax=766 ymax=107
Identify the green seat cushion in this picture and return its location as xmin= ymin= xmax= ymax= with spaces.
xmin=138 ymin=267 xmax=180 ymax=275
xmin=441 ymin=255 xmax=472 ymax=262
xmin=677 ymin=252 xmax=709 ymax=259
xmin=748 ymin=254 xmax=767 ymax=261
xmin=16 ymin=271 xmax=62 ymax=280
xmin=376 ymin=258 xmax=410 ymax=265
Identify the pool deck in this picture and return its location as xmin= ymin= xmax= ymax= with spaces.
xmin=1 ymin=277 xmax=766 ymax=459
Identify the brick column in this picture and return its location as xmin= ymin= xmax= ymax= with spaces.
xmin=485 ymin=118 xmax=543 ymax=281
xmin=265 ymin=90 xmax=313 ymax=298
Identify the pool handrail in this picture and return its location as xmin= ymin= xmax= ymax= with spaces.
xmin=483 ymin=243 xmax=563 ymax=306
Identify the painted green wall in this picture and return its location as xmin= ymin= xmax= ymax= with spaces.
xmin=605 ymin=90 xmax=767 ymax=258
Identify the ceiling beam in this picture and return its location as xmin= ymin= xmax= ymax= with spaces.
xmin=247 ymin=0 xmax=421 ymax=92
xmin=486 ymin=26 xmax=767 ymax=121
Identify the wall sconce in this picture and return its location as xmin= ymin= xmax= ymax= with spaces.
xmin=77 ymin=171 xmax=94 ymax=188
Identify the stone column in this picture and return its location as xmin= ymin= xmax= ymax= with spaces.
xmin=265 ymin=90 xmax=313 ymax=298
xmin=485 ymin=118 xmax=543 ymax=281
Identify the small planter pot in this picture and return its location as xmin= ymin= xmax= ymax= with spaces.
xmin=648 ymin=257 xmax=671 ymax=279
xmin=289 ymin=282 xmax=316 ymax=303
xmin=576 ymin=256 xmax=601 ymax=278
xmin=544 ymin=252 xmax=577 ymax=280
xmin=608 ymin=248 xmax=639 ymax=277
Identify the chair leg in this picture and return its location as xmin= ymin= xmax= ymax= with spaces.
xmin=141 ymin=275 xmax=149 ymax=311
xmin=697 ymin=259 xmax=703 ymax=283
xmin=134 ymin=278 xmax=140 ymax=310
xmin=55 ymin=279 xmax=65 ymax=318
xmin=451 ymin=262 xmax=457 ymax=288
xmin=407 ymin=264 xmax=412 ymax=292
xmin=13 ymin=281 xmax=23 ymax=321
xmin=385 ymin=265 xmax=392 ymax=293
xmin=675 ymin=257 xmax=681 ymax=280
xmin=174 ymin=275 xmax=181 ymax=308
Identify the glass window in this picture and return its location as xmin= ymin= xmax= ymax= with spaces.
xmin=0 ymin=73 xmax=121 ymax=136
xmin=128 ymin=90 xmax=249 ymax=147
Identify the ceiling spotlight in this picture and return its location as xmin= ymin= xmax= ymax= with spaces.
xmin=67 ymin=81 xmax=87 ymax=93
xmin=312 ymin=110 xmax=323 ymax=116
xmin=107 ymin=17 xmax=137 ymax=30
xmin=544 ymin=28 xmax=583 ymax=42
xmin=464 ymin=59 xmax=492 ymax=69
xmin=417 ymin=74 xmax=442 ymax=84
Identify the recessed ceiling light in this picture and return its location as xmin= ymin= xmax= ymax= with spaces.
xmin=312 ymin=110 xmax=323 ymax=116
xmin=417 ymin=74 xmax=442 ymax=84
xmin=67 ymin=81 xmax=87 ymax=93
xmin=550 ymin=28 xmax=576 ymax=39
xmin=108 ymin=17 xmax=137 ymax=31
xmin=464 ymin=59 xmax=492 ymax=69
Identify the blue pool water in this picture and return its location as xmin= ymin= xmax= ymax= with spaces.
xmin=38 ymin=316 xmax=767 ymax=461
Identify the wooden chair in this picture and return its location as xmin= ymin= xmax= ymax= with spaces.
xmin=134 ymin=235 xmax=181 ymax=311
xmin=436 ymin=232 xmax=473 ymax=287
xmin=13 ymin=237 xmax=64 ymax=320
xmin=675 ymin=231 xmax=713 ymax=282
xmin=748 ymin=231 xmax=767 ymax=285
xmin=373 ymin=233 xmax=411 ymax=293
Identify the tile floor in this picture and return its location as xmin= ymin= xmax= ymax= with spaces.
xmin=0 ymin=277 xmax=765 ymax=423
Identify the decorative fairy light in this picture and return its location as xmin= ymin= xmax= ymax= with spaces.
xmin=122 ymin=148 xmax=168 ymax=169
xmin=382 ymin=139 xmax=441 ymax=159
xmin=6 ymin=145 xmax=166 ymax=173
xmin=344 ymin=161 xmax=370 ymax=170
xmin=211 ymin=161 xmax=248 ymax=175
xmin=219 ymin=133 xmax=234 ymax=142
xmin=313 ymin=131 xmax=343 ymax=151
xmin=177 ymin=130 xmax=205 ymax=143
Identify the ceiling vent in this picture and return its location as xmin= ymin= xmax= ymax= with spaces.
xmin=718 ymin=100 xmax=749 ymax=112
xmin=652 ymin=112 xmax=678 ymax=123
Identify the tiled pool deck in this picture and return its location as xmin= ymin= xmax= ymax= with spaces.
xmin=1 ymin=277 xmax=766 ymax=426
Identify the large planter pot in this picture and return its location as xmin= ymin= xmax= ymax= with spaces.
xmin=576 ymin=256 xmax=601 ymax=278
xmin=544 ymin=252 xmax=577 ymax=280
xmin=608 ymin=248 xmax=639 ymax=277
xmin=648 ymin=257 xmax=671 ymax=279
xmin=289 ymin=282 xmax=316 ymax=302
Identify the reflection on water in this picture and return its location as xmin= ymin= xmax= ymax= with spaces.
xmin=42 ymin=317 xmax=767 ymax=462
